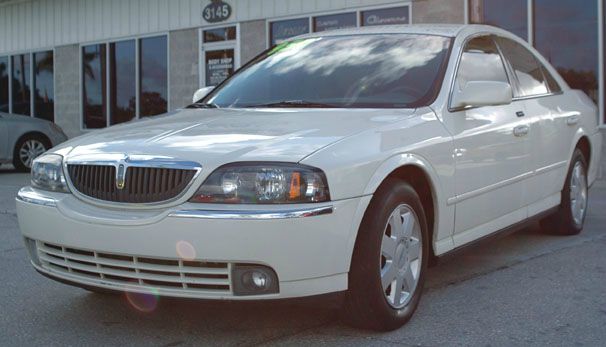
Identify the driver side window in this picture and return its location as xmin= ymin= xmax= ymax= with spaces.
xmin=452 ymin=36 xmax=509 ymax=107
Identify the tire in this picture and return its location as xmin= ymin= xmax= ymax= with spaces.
xmin=540 ymin=149 xmax=588 ymax=236
xmin=12 ymin=134 xmax=50 ymax=172
xmin=342 ymin=178 xmax=429 ymax=331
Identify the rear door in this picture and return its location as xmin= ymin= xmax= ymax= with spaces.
xmin=442 ymin=35 xmax=532 ymax=247
xmin=495 ymin=37 xmax=572 ymax=215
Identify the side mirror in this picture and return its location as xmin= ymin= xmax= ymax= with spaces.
xmin=452 ymin=81 xmax=512 ymax=109
xmin=192 ymin=86 xmax=215 ymax=104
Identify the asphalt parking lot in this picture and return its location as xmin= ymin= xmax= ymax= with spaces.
xmin=1 ymin=164 xmax=605 ymax=346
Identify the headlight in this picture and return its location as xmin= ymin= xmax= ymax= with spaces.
xmin=190 ymin=163 xmax=330 ymax=204
xmin=31 ymin=154 xmax=70 ymax=193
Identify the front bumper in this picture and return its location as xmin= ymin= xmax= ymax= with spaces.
xmin=16 ymin=187 xmax=369 ymax=300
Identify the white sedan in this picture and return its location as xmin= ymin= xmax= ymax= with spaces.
xmin=16 ymin=25 xmax=602 ymax=331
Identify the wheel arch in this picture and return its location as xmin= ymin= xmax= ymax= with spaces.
xmin=358 ymin=154 xmax=446 ymax=261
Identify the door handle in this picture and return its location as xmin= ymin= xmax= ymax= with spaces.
xmin=513 ymin=125 xmax=530 ymax=137
xmin=566 ymin=114 xmax=580 ymax=126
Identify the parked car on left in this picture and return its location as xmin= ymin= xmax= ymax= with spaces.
xmin=0 ymin=112 xmax=68 ymax=171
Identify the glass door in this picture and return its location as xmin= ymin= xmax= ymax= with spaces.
xmin=201 ymin=26 xmax=239 ymax=87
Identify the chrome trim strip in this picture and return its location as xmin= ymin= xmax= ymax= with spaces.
xmin=447 ymin=171 xmax=533 ymax=206
xmin=169 ymin=206 xmax=334 ymax=220
xmin=447 ymin=160 xmax=569 ymax=205
xmin=16 ymin=187 xmax=58 ymax=207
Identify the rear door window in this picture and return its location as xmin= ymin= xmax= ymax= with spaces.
xmin=495 ymin=38 xmax=550 ymax=97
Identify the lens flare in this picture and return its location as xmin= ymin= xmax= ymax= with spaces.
xmin=176 ymin=240 xmax=196 ymax=261
xmin=125 ymin=288 xmax=159 ymax=313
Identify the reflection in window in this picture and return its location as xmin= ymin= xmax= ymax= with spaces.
xmin=534 ymin=0 xmax=598 ymax=103
xmin=469 ymin=0 xmax=528 ymax=41
xmin=455 ymin=36 xmax=508 ymax=92
xmin=33 ymin=51 xmax=54 ymax=122
xmin=496 ymin=38 xmax=548 ymax=97
xmin=11 ymin=54 xmax=31 ymax=116
xmin=204 ymin=27 xmax=236 ymax=43
xmin=209 ymin=35 xmax=451 ymax=108
xmin=313 ymin=13 xmax=356 ymax=32
xmin=82 ymin=44 xmax=107 ymax=129
xmin=109 ymin=40 xmax=136 ymax=125
xmin=139 ymin=36 xmax=168 ymax=117
xmin=270 ymin=18 xmax=310 ymax=46
xmin=0 ymin=56 xmax=8 ymax=113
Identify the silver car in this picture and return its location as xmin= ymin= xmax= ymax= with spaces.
xmin=0 ymin=113 xmax=68 ymax=171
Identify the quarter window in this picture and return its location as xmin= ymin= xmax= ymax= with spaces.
xmin=496 ymin=38 xmax=549 ymax=97
xmin=453 ymin=36 xmax=508 ymax=100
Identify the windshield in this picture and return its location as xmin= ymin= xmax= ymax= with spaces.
xmin=204 ymin=34 xmax=452 ymax=109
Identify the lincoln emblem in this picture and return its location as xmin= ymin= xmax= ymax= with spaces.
xmin=116 ymin=163 xmax=126 ymax=190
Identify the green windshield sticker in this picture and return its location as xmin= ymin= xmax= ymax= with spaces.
xmin=268 ymin=38 xmax=321 ymax=55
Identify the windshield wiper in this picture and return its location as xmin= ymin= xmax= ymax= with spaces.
xmin=244 ymin=100 xmax=338 ymax=108
xmin=185 ymin=102 xmax=219 ymax=109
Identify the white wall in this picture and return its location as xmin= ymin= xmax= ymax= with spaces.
xmin=0 ymin=0 xmax=405 ymax=54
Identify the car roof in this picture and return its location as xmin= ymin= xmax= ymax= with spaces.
xmin=297 ymin=24 xmax=511 ymax=39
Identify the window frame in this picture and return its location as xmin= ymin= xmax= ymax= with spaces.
xmin=0 ymin=47 xmax=56 ymax=120
xmin=79 ymin=33 xmax=170 ymax=131
xmin=264 ymin=3 xmax=412 ymax=49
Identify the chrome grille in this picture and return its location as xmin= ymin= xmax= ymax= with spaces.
xmin=67 ymin=164 xmax=197 ymax=203
xmin=36 ymin=242 xmax=231 ymax=293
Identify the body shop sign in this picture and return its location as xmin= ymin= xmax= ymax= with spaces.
xmin=203 ymin=0 xmax=232 ymax=23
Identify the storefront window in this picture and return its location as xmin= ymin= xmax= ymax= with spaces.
xmin=360 ymin=6 xmax=409 ymax=27
xmin=139 ymin=36 xmax=168 ymax=117
xmin=11 ymin=54 xmax=31 ymax=116
xmin=270 ymin=18 xmax=309 ymax=46
xmin=33 ymin=51 xmax=54 ymax=122
xmin=534 ymin=0 xmax=598 ymax=103
xmin=109 ymin=40 xmax=136 ymax=125
xmin=313 ymin=12 xmax=356 ymax=32
xmin=0 ymin=56 xmax=8 ymax=113
xmin=204 ymin=26 xmax=236 ymax=43
xmin=469 ymin=0 xmax=528 ymax=40
xmin=82 ymin=44 xmax=107 ymax=129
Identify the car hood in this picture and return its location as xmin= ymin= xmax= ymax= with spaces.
xmin=55 ymin=107 xmax=416 ymax=168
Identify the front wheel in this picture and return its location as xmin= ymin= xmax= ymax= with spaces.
xmin=540 ymin=149 xmax=588 ymax=235
xmin=342 ymin=179 xmax=429 ymax=331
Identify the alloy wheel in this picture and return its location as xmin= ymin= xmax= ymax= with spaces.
xmin=380 ymin=204 xmax=422 ymax=309
xmin=569 ymin=161 xmax=588 ymax=227
xmin=19 ymin=139 xmax=46 ymax=169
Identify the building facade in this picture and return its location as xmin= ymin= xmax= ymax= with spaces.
xmin=0 ymin=0 xmax=604 ymax=177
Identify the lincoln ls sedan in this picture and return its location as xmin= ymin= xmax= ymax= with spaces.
xmin=16 ymin=25 xmax=602 ymax=331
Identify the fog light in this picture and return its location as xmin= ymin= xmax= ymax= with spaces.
xmin=232 ymin=265 xmax=279 ymax=296
xmin=24 ymin=238 xmax=41 ymax=266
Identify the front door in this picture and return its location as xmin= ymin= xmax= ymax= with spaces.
xmin=201 ymin=26 xmax=240 ymax=87
xmin=442 ymin=36 xmax=532 ymax=247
